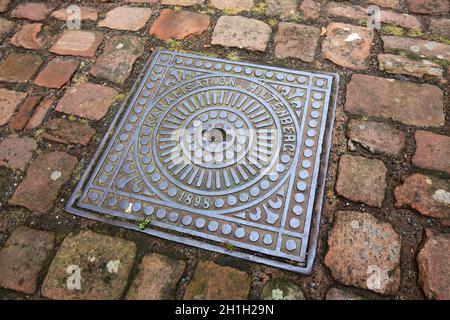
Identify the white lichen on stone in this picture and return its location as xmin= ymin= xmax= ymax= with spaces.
xmin=106 ymin=260 xmax=120 ymax=274
xmin=50 ymin=170 xmax=62 ymax=181
xmin=433 ymin=189 xmax=450 ymax=205
xmin=345 ymin=33 xmax=361 ymax=42
xmin=366 ymin=265 xmax=393 ymax=292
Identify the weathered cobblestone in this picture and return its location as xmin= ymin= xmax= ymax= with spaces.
xmin=336 ymin=155 xmax=387 ymax=207
xmin=325 ymin=211 xmax=401 ymax=295
xmin=0 ymin=0 xmax=10 ymax=12
xmin=51 ymin=6 xmax=98 ymax=22
xmin=345 ymin=74 xmax=445 ymax=127
xmin=25 ymin=97 xmax=55 ymax=130
xmin=260 ymin=278 xmax=305 ymax=300
xmin=412 ymin=131 xmax=450 ymax=175
xmin=0 ymin=134 xmax=36 ymax=171
xmin=55 ymin=82 xmax=118 ymax=121
xmin=42 ymin=118 xmax=96 ymax=146
xmin=91 ymin=35 xmax=144 ymax=84
xmin=150 ymin=9 xmax=210 ymax=40
xmin=126 ymin=253 xmax=186 ymax=300
xmin=10 ymin=23 xmax=45 ymax=49
xmin=0 ymin=88 xmax=27 ymax=126
xmin=266 ymin=0 xmax=298 ymax=17
xmin=274 ymin=22 xmax=320 ymax=62
xmin=9 ymin=151 xmax=78 ymax=213
xmin=368 ymin=0 xmax=400 ymax=9
xmin=99 ymin=6 xmax=152 ymax=31
xmin=10 ymin=96 xmax=41 ymax=131
xmin=417 ymin=230 xmax=449 ymax=300
xmin=378 ymin=54 xmax=444 ymax=80
xmin=347 ymin=119 xmax=406 ymax=156
xmin=322 ymin=23 xmax=374 ymax=70
xmin=161 ymin=0 xmax=205 ymax=5
xmin=395 ymin=174 xmax=450 ymax=222
xmin=0 ymin=17 xmax=14 ymax=41
xmin=0 ymin=227 xmax=54 ymax=294
xmin=10 ymin=2 xmax=51 ymax=21
xmin=325 ymin=288 xmax=363 ymax=300
xmin=184 ymin=261 xmax=250 ymax=299
xmin=42 ymin=230 xmax=136 ymax=300
xmin=325 ymin=2 xmax=421 ymax=29
xmin=0 ymin=52 xmax=43 ymax=83
xmin=429 ymin=18 xmax=450 ymax=38
xmin=209 ymin=0 xmax=254 ymax=12
xmin=34 ymin=58 xmax=78 ymax=89
xmin=212 ymin=16 xmax=271 ymax=52
xmin=300 ymin=0 xmax=321 ymax=19
xmin=406 ymin=0 xmax=449 ymax=15
xmin=382 ymin=36 xmax=450 ymax=62
xmin=50 ymin=30 xmax=104 ymax=58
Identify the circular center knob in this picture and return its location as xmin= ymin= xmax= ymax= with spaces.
xmin=203 ymin=128 xmax=227 ymax=144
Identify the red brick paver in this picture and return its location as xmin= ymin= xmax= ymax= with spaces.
xmin=347 ymin=119 xmax=406 ymax=157
xmin=42 ymin=230 xmax=136 ymax=300
xmin=382 ymin=36 xmax=450 ymax=62
xmin=266 ymin=0 xmax=297 ymax=17
xmin=10 ymin=23 xmax=45 ymax=49
xmin=55 ymin=82 xmax=118 ymax=121
xmin=0 ymin=227 xmax=54 ymax=294
xmin=395 ymin=174 xmax=450 ymax=222
xmin=412 ymin=131 xmax=450 ymax=175
xmin=0 ymin=0 xmax=10 ymax=12
xmin=0 ymin=17 xmax=14 ymax=41
xmin=150 ymin=9 xmax=210 ymax=40
xmin=0 ymin=134 xmax=36 ymax=171
xmin=429 ymin=18 xmax=450 ymax=38
xmin=34 ymin=58 xmax=78 ymax=89
xmin=0 ymin=88 xmax=27 ymax=126
xmin=322 ymin=23 xmax=374 ymax=70
xmin=50 ymin=30 xmax=104 ymax=58
xmin=51 ymin=6 xmax=99 ymax=22
xmin=209 ymin=0 xmax=254 ymax=12
xmin=325 ymin=211 xmax=401 ymax=295
xmin=0 ymin=52 xmax=43 ymax=83
xmin=212 ymin=16 xmax=271 ymax=52
xmin=42 ymin=118 xmax=96 ymax=146
xmin=336 ymin=155 xmax=387 ymax=207
xmin=25 ymin=97 xmax=56 ymax=130
xmin=378 ymin=54 xmax=444 ymax=80
xmin=417 ymin=230 xmax=450 ymax=300
xmin=184 ymin=261 xmax=250 ymax=299
xmin=345 ymin=74 xmax=445 ymax=127
xmin=10 ymin=2 xmax=51 ymax=21
xmin=274 ymin=22 xmax=321 ymax=62
xmin=126 ymin=253 xmax=186 ymax=300
xmin=9 ymin=151 xmax=78 ymax=213
xmin=99 ymin=6 xmax=152 ymax=31
xmin=10 ymin=95 xmax=41 ymax=130
xmin=406 ymin=0 xmax=449 ymax=15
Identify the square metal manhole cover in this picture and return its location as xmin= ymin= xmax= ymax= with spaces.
xmin=67 ymin=50 xmax=339 ymax=274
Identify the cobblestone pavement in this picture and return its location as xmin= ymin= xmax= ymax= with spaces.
xmin=0 ymin=0 xmax=449 ymax=300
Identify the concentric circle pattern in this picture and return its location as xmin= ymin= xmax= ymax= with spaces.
xmin=75 ymin=51 xmax=336 ymax=273
xmin=136 ymin=75 xmax=299 ymax=212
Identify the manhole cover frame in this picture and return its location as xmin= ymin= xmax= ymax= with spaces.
xmin=66 ymin=50 xmax=339 ymax=274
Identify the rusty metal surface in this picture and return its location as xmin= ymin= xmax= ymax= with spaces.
xmin=66 ymin=50 xmax=339 ymax=273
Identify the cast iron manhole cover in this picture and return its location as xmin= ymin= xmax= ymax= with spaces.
xmin=67 ymin=50 xmax=338 ymax=274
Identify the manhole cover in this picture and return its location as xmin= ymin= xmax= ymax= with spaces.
xmin=67 ymin=50 xmax=339 ymax=274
